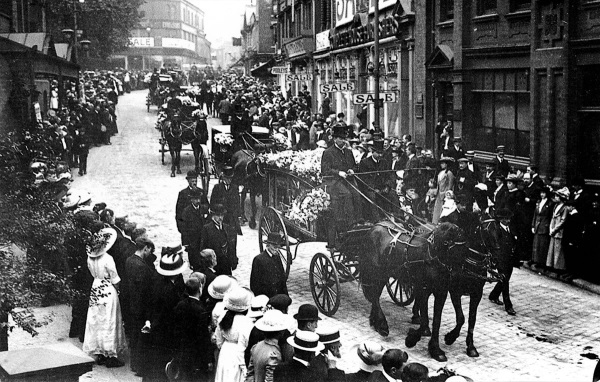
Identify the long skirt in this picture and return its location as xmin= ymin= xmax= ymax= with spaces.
xmin=546 ymin=236 xmax=566 ymax=270
xmin=432 ymin=194 xmax=445 ymax=224
xmin=532 ymin=233 xmax=550 ymax=264
xmin=82 ymin=279 xmax=126 ymax=357
xmin=214 ymin=341 xmax=246 ymax=382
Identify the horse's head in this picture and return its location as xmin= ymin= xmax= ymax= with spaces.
xmin=431 ymin=222 xmax=468 ymax=269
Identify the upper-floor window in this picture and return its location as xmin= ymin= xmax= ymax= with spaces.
xmin=477 ymin=0 xmax=497 ymax=15
xmin=510 ymin=0 xmax=531 ymax=12
xmin=440 ymin=0 xmax=454 ymax=21
xmin=303 ymin=0 xmax=313 ymax=31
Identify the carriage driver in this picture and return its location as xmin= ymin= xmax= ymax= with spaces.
xmin=165 ymin=86 xmax=183 ymax=118
xmin=320 ymin=124 xmax=360 ymax=250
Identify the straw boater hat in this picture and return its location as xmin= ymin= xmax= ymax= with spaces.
xmin=505 ymin=174 xmax=523 ymax=183
xmin=248 ymin=294 xmax=269 ymax=319
xmin=87 ymin=227 xmax=117 ymax=258
xmin=348 ymin=341 xmax=386 ymax=373
xmin=287 ymin=330 xmax=325 ymax=353
xmin=156 ymin=246 xmax=188 ymax=276
xmin=255 ymin=309 xmax=289 ymax=332
xmin=224 ymin=287 xmax=253 ymax=312
xmin=316 ymin=325 xmax=340 ymax=345
xmin=208 ymin=275 xmax=237 ymax=300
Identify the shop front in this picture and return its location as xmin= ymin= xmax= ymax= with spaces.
xmin=279 ymin=36 xmax=315 ymax=105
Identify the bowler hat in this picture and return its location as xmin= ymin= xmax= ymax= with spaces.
xmin=265 ymin=231 xmax=285 ymax=245
xmin=371 ymin=140 xmax=385 ymax=153
xmin=293 ymin=304 xmax=321 ymax=321
xmin=211 ymin=203 xmax=227 ymax=215
xmin=332 ymin=125 xmax=347 ymax=138
xmin=186 ymin=170 xmax=198 ymax=179
xmin=267 ymin=294 xmax=293 ymax=312
xmin=221 ymin=166 xmax=234 ymax=178
xmin=189 ymin=188 xmax=204 ymax=198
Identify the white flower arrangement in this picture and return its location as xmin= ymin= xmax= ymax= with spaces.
xmin=261 ymin=149 xmax=324 ymax=184
xmin=177 ymin=96 xmax=199 ymax=107
xmin=272 ymin=133 xmax=292 ymax=150
xmin=191 ymin=109 xmax=205 ymax=118
xmin=214 ymin=133 xmax=234 ymax=146
xmin=285 ymin=188 xmax=331 ymax=226
xmin=155 ymin=111 xmax=168 ymax=129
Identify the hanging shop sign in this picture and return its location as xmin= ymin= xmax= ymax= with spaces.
xmin=352 ymin=92 xmax=397 ymax=104
xmin=271 ymin=66 xmax=291 ymax=74
xmin=316 ymin=30 xmax=331 ymax=51
xmin=330 ymin=13 xmax=401 ymax=49
xmin=336 ymin=0 xmax=399 ymax=26
xmin=320 ymin=82 xmax=356 ymax=93
xmin=285 ymin=74 xmax=313 ymax=81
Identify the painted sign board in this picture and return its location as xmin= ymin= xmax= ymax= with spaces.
xmin=285 ymin=74 xmax=313 ymax=81
xmin=129 ymin=37 xmax=155 ymax=47
xmin=271 ymin=66 xmax=290 ymax=74
xmin=320 ymin=83 xmax=356 ymax=92
xmin=336 ymin=0 xmax=399 ymax=26
xmin=352 ymin=92 xmax=398 ymax=104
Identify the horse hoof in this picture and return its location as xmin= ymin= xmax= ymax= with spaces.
xmin=411 ymin=315 xmax=421 ymax=325
xmin=170 ymin=173 xmax=175 ymax=178
xmin=377 ymin=327 xmax=389 ymax=337
xmin=445 ymin=332 xmax=458 ymax=345
xmin=405 ymin=328 xmax=421 ymax=348
xmin=467 ymin=347 xmax=479 ymax=358
xmin=249 ymin=221 xmax=256 ymax=229
xmin=422 ymin=327 xmax=431 ymax=337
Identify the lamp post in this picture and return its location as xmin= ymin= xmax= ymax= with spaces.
xmin=373 ymin=0 xmax=381 ymax=133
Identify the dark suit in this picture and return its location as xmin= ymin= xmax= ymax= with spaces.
xmin=359 ymin=156 xmax=395 ymax=220
xmin=493 ymin=184 xmax=508 ymax=211
xmin=195 ymin=266 xmax=216 ymax=303
xmin=494 ymin=156 xmax=510 ymax=178
xmin=210 ymin=182 xmax=242 ymax=235
xmin=200 ymin=220 xmax=238 ymax=276
xmin=367 ymin=370 xmax=390 ymax=382
xmin=107 ymin=224 xmax=136 ymax=330
xmin=445 ymin=144 xmax=465 ymax=172
xmin=250 ymin=250 xmax=288 ymax=298
xmin=321 ymin=144 xmax=359 ymax=246
xmin=489 ymin=223 xmax=516 ymax=310
xmin=273 ymin=358 xmax=340 ymax=382
xmin=483 ymin=170 xmax=497 ymax=193
xmin=173 ymin=297 xmax=211 ymax=379
xmin=347 ymin=369 xmax=375 ymax=382
xmin=403 ymin=154 xmax=423 ymax=191
xmin=180 ymin=204 xmax=208 ymax=249
xmin=125 ymin=255 xmax=157 ymax=372
xmin=454 ymin=168 xmax=477 ymax=211
xmin=176 ymin=187 xmax=208 ymax=233
xmin=532 ymin=199 xmax=553 ymax=264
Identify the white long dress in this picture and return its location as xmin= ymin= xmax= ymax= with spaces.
xmin=214 ymin=314 xmax=254 ymax=382
xmin=82 ymin=253 xmax=126 ymax=357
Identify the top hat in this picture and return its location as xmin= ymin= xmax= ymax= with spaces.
xmin=332 ymin=125 xmax=347 ymax=138
xmin=87 ymin=227 xmax=117 ymax=258
xmin=293 ymin=304 xmax=321 ymax=321
xmin=255 ymin=309 xmax=289 ymax=332
xmin=186 ymin=170 xmax=198 ymax=179
xmin=157 ymin=246 xmax=187 ymax=276
xmin=371 ymin=140 xmax=385 ymax=153
xmin=496 ymin=145 xmax=505 ymax=153
xmin=286 ymin=330 xmax=325 ymax=353
xmin=248 ymin=294 xmax=269 ymax=318
xmin=221 ymin=166 xmax=234 ymax=178
xmin=265 ymin=231 xmax=285 ymax=246
xmin=267 ymin=294 xmax=293 ymax=312
xmin=349 ymin=341 xmax=386 ymax=373
xmin=224 ymin=287 xmax=253 ymax=312
xmin=465 ymin=150 xmax=475 ymax=158
xmin=316 ymin=325 xmax=340 ymax=345
xmin=208 ymin=275 xmax=237 ymax=300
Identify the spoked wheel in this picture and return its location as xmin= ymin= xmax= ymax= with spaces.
xmin=310 ymin=252 xmax=341 ymax=316
xmin=386 ymin=270 xmax=415 ymax=306
xmin=258 ymin=207 xmax=292 ymax=279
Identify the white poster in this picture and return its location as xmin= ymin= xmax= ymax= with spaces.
xmin=335 ymin=0 xmax=400 ymax=26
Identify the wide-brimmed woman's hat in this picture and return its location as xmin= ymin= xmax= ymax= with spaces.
xmin=554 ymin=186 xmax=570 ymax=201
xmin=255 ymin=309 xmax=289 ymax=332
xmin=157 ymin=246 xmax=188 ymax=276
xmin=505 ymin=174 xmax=523 ymax=183
xmin=287 ymin=330 xmax=325 ymax=353
xmin=87 ymin=227 xmax=117 ymax=258
xmin=439 ymin=156 xmax=455 ymax=164
xmin=208 ymin=275 xmax=237 ymax=300
xmin=224 ymin=287 xmax=253 ymax=312
xmin=348 ymin=341 xmax=386 ymax=372
xmin=247 ymin=294 xmax=270 ymax=318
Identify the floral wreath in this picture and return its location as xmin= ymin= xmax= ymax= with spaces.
xmin=214 ymin=133 xmax=234 ymax=146
xmin=285 ymin=188 xmax=331 ymax=226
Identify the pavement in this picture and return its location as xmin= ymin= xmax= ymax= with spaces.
xmin=6 ymin=91 xmax=600 ymax=382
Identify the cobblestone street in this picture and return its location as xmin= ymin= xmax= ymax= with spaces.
xmin=9 ymin=90 xmax=599 ymax=382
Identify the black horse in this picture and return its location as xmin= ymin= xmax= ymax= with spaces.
xmin=161 ymin=110 xmax=209 ymax=182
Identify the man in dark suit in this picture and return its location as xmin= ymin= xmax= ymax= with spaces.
xmin=488 ymin=209 xmax=517 ymax=316
xmin=200 ymin=204 xmax=238 ymax=276
xmin=176 ymin=171 xmax=202 ymax=234
xmin=125 ymin=237 xmax=157 ymax=375
xmin=173 ymin=277 xmax=211 ymax=380
xmin=320 ymin=125 xmax=359 ymax=249
xmin=250 ymin=232 xmax=288 ymax=298
xmin=465 ymin=150 xmax=481 ymax=181
xmin=454 ymin=157 xmax=478 ymax=212
xmin=483 ymin=162 xmax=497 ymax=190
xmin=494 ymin=145 xmax=510 ymax=178
xmin=273 ymin=331 xmax=331 ymax=382
xmin=210 ymin=166 xmax=242 ymax=235
xmin=444 ymin=136 xmax=465 ymax=172
xmin=180 ymin=188 xmax=209 ymax=250
xmin=403 ymin=145 xmax=422 ymax=193
xmin=366 ymin=349 xmax=409 ymax=382
xmin=492 ymin=174 xmax=508 ymax=212
xmin=359 ymin=139 xmax=394 ymax=220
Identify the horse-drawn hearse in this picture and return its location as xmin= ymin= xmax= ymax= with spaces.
xmin=258 ymin=151 xmax=507 ymax=362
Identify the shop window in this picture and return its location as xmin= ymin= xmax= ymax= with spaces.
xmin=579 ymin=113 xmax=600 ymax=180
xmin=440 ymin=0 xmax=454 ymax=21
xmin=477 ymin=0 xmax=497 ymax=15
xmin=581 ymin=65 xmax=600 ymax=108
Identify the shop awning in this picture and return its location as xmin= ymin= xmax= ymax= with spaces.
xmin=250 ymin=59 xmax=275 ymax=77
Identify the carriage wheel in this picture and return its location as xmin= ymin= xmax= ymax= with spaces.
xmin=310 ymin=252 xmax=341 ymax=316
xmin=386 ymin=270 xmax=415 ymax=306
xmin=258 ymin=207 xmax=292 ymax=279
